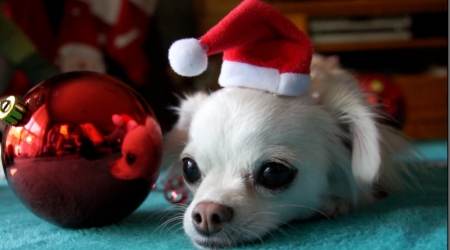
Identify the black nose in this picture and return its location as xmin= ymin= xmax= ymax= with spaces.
xmin=191 ymin=201 xmax=233 ymax=236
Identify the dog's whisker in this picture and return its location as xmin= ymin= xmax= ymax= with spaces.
xmin=246 ymin=219 xmax=277 ymax=236
xmin=251 ymin=212 xmax=303 ymax=235
xmin=270 ymin=220 xmax=302 ymax=235
xmin=266 ymin=204 xmax=332 ymax=220
xmin=172 ymin=226 xmax=186 ymax=235
xmin=151 ymin=215 xmax=184 ymax=236
xmin=174 ymin=203 xmax=189 ymax=207
xmin=247 ymin=223 xmax=276 ymax=241
xmin=251 ymin=220 xmax=291 ymax=239
xmin=236 ymin=227 xmax=264 ymax=246
xmin=236 ymin=210 xmax=295 ymax=241
xmin=155 ymin=223 xmax=185 ymax=247
xmin=248 ymin=211 xmax=277 ymax=216
xmin=162 ymin=222 xmax=185 ymax=240
xmin=160 ymin=207 xmax=187 ymax=216
xmin=267 ymin=224 xmax=292 ymax=239
xmin=153 ymin=219 xmax=181 ymax=236
xmin=246 ymin=210 xmax=302 ymax=235
xmin=144 ymin=209 xmax=172 ymax=221
xmin=158 ymin=220 xmax=184 ymax=241
xmin=151 ymin=214 xmax=179 ymax=229
xmin=152 ymin=223 xmax=180 ymax=245
xmin=145 ymin=205 xmax=186 ymax=222
xmin=229 ymin=231 xmax=237 ymax=247
xmin=222 ymin=229 xmax=236 ymax=247
xmin=227 ymin=227 xmax=244 ymax=245
xmin=162 ymin=152 xmax=179 ymax=160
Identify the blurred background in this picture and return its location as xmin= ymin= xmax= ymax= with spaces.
xmin=0 ymin=0 xmax=447 ymax=140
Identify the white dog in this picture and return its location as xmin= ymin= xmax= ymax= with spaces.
xmin=162 ymin=55 xmax=416 ymax=249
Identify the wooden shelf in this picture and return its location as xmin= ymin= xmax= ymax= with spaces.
xmin=393 ymin=74 xmax=448 ymax=139
xmin=314 ymin=37 xmax=448 ymax=53
xmin=195 ymin=0 xmax=447 ymax=34
xmin=270 ymin=0 xmax=447 ymax=17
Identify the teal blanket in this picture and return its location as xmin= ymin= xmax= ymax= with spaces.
xmin=0 ymin=141 xmax=447 ymax=250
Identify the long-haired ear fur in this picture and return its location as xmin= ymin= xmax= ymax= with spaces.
xmin=162 ymin=92 xmax=209 ymax=171
xmin=311 ymin=58 xmax=380 ymax=184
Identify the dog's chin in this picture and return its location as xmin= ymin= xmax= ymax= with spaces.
xmin=190 ymin=231 xmax=261 ymax=249
xmin=193 ymin=238 xmax=256 ymax=249
xmin=185 ymin=224 xmax=236 ymax=249
xmin=193 ymin=238 xmax=232 ymax=249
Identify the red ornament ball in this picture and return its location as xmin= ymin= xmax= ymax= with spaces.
xmin=356 ymin=73 xmax=406 ymax=129
xmin=1 ymin=72 xmax=163 ymax=228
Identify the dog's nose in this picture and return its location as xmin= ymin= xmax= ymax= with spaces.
xmin=191 ymin=201 xmax=233 ymax=236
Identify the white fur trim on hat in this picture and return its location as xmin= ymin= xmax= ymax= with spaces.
xmin=168 ymin=38 xmax=208 ymax=77
xmin=218 ymin=61 xmax=311 ymax=96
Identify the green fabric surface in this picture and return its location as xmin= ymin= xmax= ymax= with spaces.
xmin=414 ymin=140 xmax=447 ymax=163
xmin=16 ymin=52 xmax=59 ymax=85
xmin=0 ymin=143 xmax=447 ymax=250
xmin=0 ymin=16 xmax=36 ymax=65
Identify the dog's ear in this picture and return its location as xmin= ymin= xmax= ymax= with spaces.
xmin=162 ymin=92 xmax=209 ymax=170
xmin=314 ymin=79 xmax=380 ymax=185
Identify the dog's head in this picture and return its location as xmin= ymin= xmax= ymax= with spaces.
xmin=110 ymin=117 xmax=162 ymax=182
xmin=171 ymin=86 xmax=369 ymax=248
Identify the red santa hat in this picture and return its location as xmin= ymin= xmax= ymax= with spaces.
xmin=168 ymin=0 xmax=313 ymax=96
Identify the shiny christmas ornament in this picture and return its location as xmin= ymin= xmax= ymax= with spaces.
xmin=163 ymin=175 xmax=189 ymax=205
xmin=0 ymin=71 xmax=163 ymax=228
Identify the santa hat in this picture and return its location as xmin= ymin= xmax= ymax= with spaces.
xmin=168 ymin=0 xmax=313 ymax=96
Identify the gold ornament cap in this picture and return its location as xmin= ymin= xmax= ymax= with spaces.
xmin=0 ymin=96 xmax=28 ymax=125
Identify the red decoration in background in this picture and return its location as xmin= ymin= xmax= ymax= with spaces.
xmin=6 ymin=0 xmax=100 ymax=64
xmin=4 ymin=0 xmax=154 ymax=92
xmin=103 ymin=1 xmax=152 ymax=86
xmin=356 ymin=73 xmax=406 ymax=129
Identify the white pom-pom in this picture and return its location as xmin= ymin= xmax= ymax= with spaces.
xmin=168 ymin=38 xmax=208 ymax=77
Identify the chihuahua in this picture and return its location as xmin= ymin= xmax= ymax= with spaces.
xmin=162 ymin=55 xmax=415 ymax=249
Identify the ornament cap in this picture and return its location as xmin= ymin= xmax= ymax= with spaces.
xmin=0 ymin=96 xmax=28 ymax=126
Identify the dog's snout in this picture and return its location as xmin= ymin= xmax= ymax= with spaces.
xmin=191 ymin=201 xmax=233 ymax=236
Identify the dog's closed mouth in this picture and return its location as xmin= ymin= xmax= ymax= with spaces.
xmin=193 ymin=224 xmax=265 ymax=249
xmin=192 ymin=227 xmax=236 ymax=248
xmin=194 ymin=238 xmax=232 ymax=249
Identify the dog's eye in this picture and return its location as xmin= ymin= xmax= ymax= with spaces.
xmin=257 ymin=161 xmax=297 ymax=190
xmin=182 ymin=158 xmax=201 ymax=184
xmin=126 ymin=152 xmax=137 ymax=165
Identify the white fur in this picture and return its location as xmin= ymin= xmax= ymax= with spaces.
xmin=163 ymin=55 xmax=416 ymax=248
xmin=162 ymin=92 xmax=209 ymax=172
xmin=310 ymin=55 xmax=381 ymax=184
